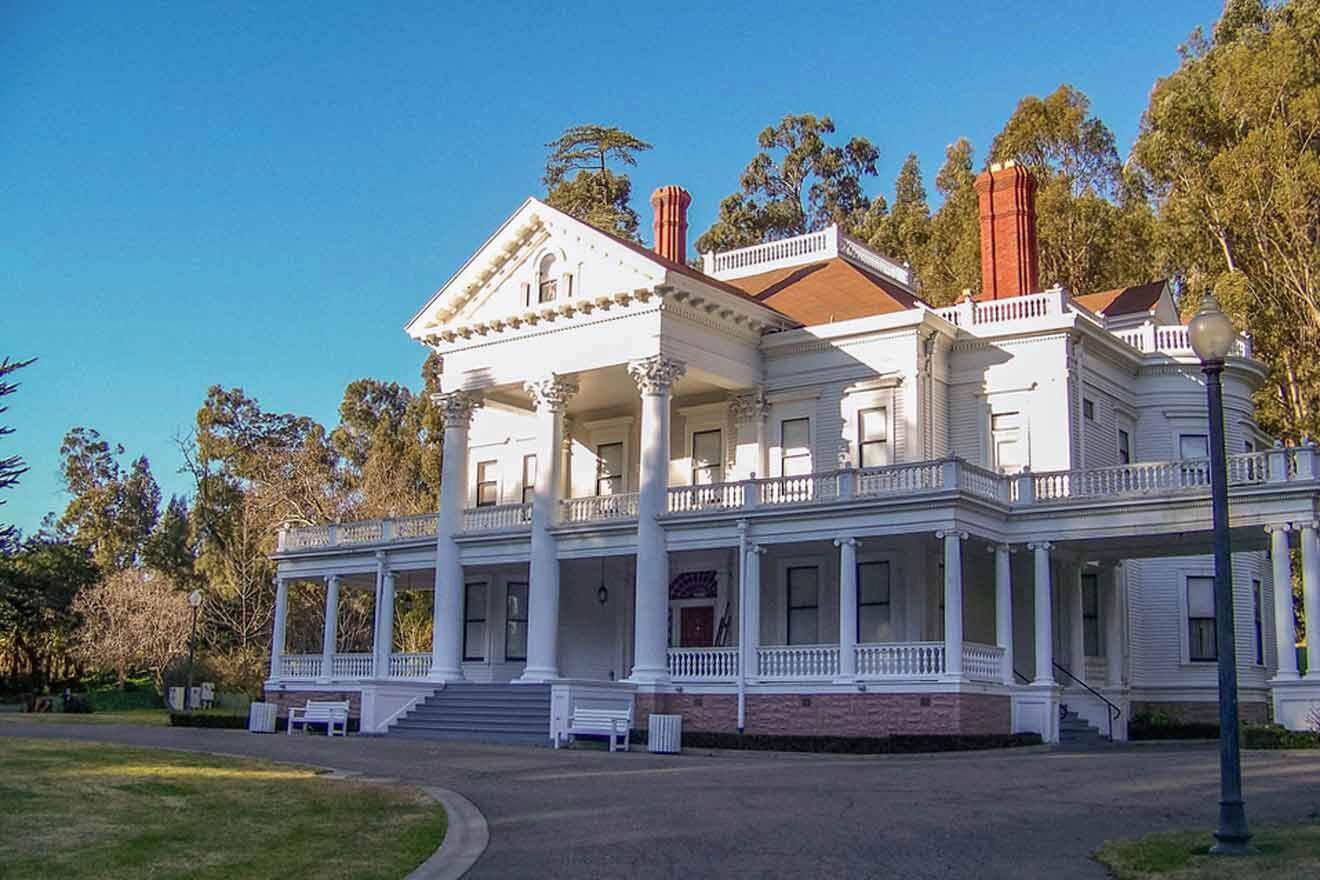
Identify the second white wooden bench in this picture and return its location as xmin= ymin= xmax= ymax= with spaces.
xmin=287 ymin=700 xmax=351 ymax=737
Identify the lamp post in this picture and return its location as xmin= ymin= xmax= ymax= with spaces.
xmin=184 ymin=589 xmax=203 ymax=711
xmin=1188 ymin=294 xmax=1252 ymax=855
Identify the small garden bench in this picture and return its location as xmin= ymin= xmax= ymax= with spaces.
xmin=287 ymin=700 xmax=350 ymax=737
xmin=555 ymin=705 xmax=633 ymax=752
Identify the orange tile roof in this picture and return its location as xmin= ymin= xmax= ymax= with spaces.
xmin=1074 ymin=281 xmax=1166 ymax=317
xmin=720 ymin=257 xmax=927 ymax=326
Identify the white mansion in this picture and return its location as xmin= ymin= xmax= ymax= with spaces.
xmin=266 ymin=163 xmax=1320 ymax=744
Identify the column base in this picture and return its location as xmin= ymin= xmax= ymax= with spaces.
xmin=427 ymin=666 xmax=465 ymax=683
xmin=1270 ymin=676 xmax=1320 ymax=730
xmin=1012 ymin=682 xmax=1062 ymax=744
xmin=516 ymin=667 xmax=560 ymax=683
xmin=625 ymin=666 xmax=671 ymax=685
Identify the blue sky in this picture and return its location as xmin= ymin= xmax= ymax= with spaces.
xmin=2 ymin=1 xmax=1221 ymax=535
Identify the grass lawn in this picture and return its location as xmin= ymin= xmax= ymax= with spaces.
xmin=1093 ymin=824 xmax=1320 ymax=879
xmin=0 ymin=708 xmax=172 ymax=726
xmin=0 ymin=738 xmax=445 ymax=880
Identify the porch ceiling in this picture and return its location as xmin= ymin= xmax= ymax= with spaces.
xmin=481 ymin=363 xmax=734 ymax=417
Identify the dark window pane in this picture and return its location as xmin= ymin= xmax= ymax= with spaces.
xmin=788 ymin=608 xmax=818 ymax=645
xmin=858 ymin=605 xmax=891 ymax=643
xmin=858 ymin=562 xmax=890 ymax=604
xmin=788 ymin=567 xmax=818 ymax=607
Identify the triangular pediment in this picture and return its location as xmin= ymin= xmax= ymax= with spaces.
xmin=405 ymin=199 xmax=670 ymax=338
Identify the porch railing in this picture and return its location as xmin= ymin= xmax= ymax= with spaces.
xmin=277 ymin=447 xmax=1315 ymax=549
xmin=279 ymin=655 xmax=322 ymax=679
xmin=757 ymin=644 xmax=840 ymax=679
xmin=388 ymin=652 xmax=433 ymax=679
xmin=463 ymin=502 xmax=532 ymax=532
xmin=330 ymin=653 xmax=373 ymax=679
xmin=855 ymin=641 xmax=945 ymax=677
xmin=668 ymin=646 xmax=740 ymax=680
xmin=961 ymin=642 xmax=1005 ymax=683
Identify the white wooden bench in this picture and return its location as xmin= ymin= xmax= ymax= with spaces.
xmin=555 ymin=705 xmax=633 ymax=752
xmin=286 ymin=700 xmax=350 ymax=737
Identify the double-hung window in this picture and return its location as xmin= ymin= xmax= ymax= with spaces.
xmin=857 ymin=561 xmax=892 ymax=643
xmin=521 ymin=454 xmax=537 ymax=505
xmin=505 ymin=582 xmax=529 ymax=661
xmin=596 ymin=442 xmax=623 ymax=496
xmin=1179 ymin=434 xmax=1209 ymax=460
xmin=463 ymin=583 xmax=487 ymax=661
xmin=787 ymin=566 xmax=819 ymax=645
xmin=1081 ymin=573 xmax=1101 ymax=657
xmin=1117 ymin=429 xmax=1131 ymax=465
xmin=475 ymin=460 xmax=499 ymax=507
xmin=857 ymin=408 xmax=889 ymax=468
xmin=692 ymin=430 xmax=723 ymax=485
xmin=991 ymin=411 xmax=1024 ymax=473
xmin=781 ymin=418 xmax=811 ymax=476
xmin=1253 ymin=579 xmax=1264 ymax=665
xmin=1187 ymin=575 xmax=1217 ymax=661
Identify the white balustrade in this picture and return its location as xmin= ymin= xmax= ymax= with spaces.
xmin=393 ymin=513 xmax=439 ymax=539
xmin=855 ymin=461 xmax=943 ymax=496
xmin=667 ymin=482 xmax=745 ymax=513
xmin=560 ymin=492 xmax=640 ymax=523
xmin=1028 ymin=453 xmax=1285 ymax=503
xmin=854 ymin=642 xmax=946 ymax=677
xmin=973 ymin=290 xmax=1063 ymax=325
xmin=837 ymin=236 xmax=912 ymax=285
xmin=958 ymin=462 xmax=1009 ymax=502
xmin=667 ymin=647 xmax=740 ymax=680
xmin=388 ymin=652 xmax=433 ymax=678
xmin=283 ymin=525 xmax=331 ymax=550
xmin=279 ymin=655 xmax=322 ymax=679
xmin=758 ymin=473 xmax=836 ymax=506
xmin=708 ymin=228 xmax=832 ymax=276
xmin=462 ymin=502 xmax=532 ymax=532
xmin=756 ymin=644 xmax=840 ymax=679
xmin=1227 ymin=451 xmax=1269 ymax=485
xmin=338 ymin=520 xmax=384 ymax=544
xmin=330 ymin=653 xmax=373 ymax=678
xmin=961 ymin=642 xmax=1005 ymax=682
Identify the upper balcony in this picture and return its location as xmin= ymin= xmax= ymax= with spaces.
xmin=276 ymin=444 xmax=1315 ymax=555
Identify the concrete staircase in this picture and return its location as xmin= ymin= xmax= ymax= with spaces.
xmin=1057 ymin=705 xmax=1112 ymax=749
xmin=388 ymin=683 xmax=552 ymax=745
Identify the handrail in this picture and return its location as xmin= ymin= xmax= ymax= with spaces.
xmin=1053 ymin=661 xmax=1120 ymax=741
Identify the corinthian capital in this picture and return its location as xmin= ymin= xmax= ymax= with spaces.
xmin=430 ymin=390 xmax=483 ymax=428
xmin=628 ymin=355 xmax=686 ymax=395
xmin=729 ymin=390 xmax=768 ymax=425
xmin=525 ymin=374 xmax=579 ymax=413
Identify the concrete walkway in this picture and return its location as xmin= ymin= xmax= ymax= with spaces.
xmin=4 ymin=722 xmax=1320 ymax=878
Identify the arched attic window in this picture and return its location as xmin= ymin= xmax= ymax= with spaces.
xmin=538 ymin=254 xmax=558 ymax=303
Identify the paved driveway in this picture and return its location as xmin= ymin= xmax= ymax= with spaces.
xmin=4 ymin=722 xmax=1320 ymax=878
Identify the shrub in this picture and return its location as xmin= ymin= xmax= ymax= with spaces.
xmin=1129 ymin=712 xmax=1219 ymax=740
xmin=61 ymin=694 xmax=94 ymax=714
xmin=1242 ymin=723 xmax=1320 ymax=749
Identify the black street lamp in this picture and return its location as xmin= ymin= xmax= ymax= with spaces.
xmin=184 ymin=589 xmax=203 ymax=711
xmin=1187 ymin=294 xmax=1253 ymax=855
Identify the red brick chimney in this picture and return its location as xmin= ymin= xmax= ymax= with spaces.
xmin=974 ymin=160 xmax=1039 ymax=300
xmin=651 ymin=185 xmax=692 ymax=264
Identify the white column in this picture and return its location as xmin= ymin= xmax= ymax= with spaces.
xmin=1030 ymin=542 xmax=1055 ymax=685
xmin=1067 ymin=564 xmax=1086 ymax=683
xmin=743 ymin=543 xmax=763 ymax=680
xmin=627 ymin=355 xmax=685 ymax=683
xmin=520 ymin=374 xmax=577 ymax=682
xmin=731 ymin=391 xmax=767 ymax=480
xmin=993 ymin=544 xmax=1014 ymax=685
xmin=938 ymin=530 xmax=967 ymax=677
xmin=1299 ymin=520 xmax=1320 ymax=681
xmin=1269 ymin=525 xmax=1299 ymax=679
xmin=1104 ymin=563 xmax=1125 ymax=687
xmin=320 ymin=574 xmax=340 ymax=682
xmin=376 ymin=569 xmax=396 ymax=678
xmin=429 ymin=390 xmax=481 ymax=681
xmin=836 ymin=537 xmax=859 ymax=680
xmin=268 ymin=575 xmax=289 ymax=680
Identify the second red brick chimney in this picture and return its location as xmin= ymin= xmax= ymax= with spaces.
xmin=651 ymin=185 xmax=692 ymax=265
xmin=974 ymin=160 xmax=1039 ymax=300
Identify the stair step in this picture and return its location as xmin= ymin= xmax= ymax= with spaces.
xmin=387 ymin=683 xmax=553 ymax=745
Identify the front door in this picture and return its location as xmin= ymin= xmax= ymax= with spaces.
xmin=680 ymin=605 xmax=715 ymax=647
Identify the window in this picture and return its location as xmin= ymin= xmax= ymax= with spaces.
xmin=1082 ymin=573 xmax=1101 ymax=657
xmin=1117 ymin=429 xmax=1131 ymax=465
xmin=787 ymin=566 xmax=819 ymax=645
xmin=991 ymin=411 xmax=1024 ymax=472
xmin=596 ymin=442 xmax=623 ymax=495
xmin=692 ymin=430 xmax=723 ymax=485
xmin=537 ymin=254 xmax=558 ymax=303
xmin=1083 ymin=398 xmax=1095 ymax=421
xmin=857 ymin=561 xmax=892 ymax=643
xmin=521 ymin=454 xmax=537 ymax=505
xmin=1253 ymin=579 xmax=1264 ymax=665
xmin=1179 ymin=434 xmax=1209 ymax=460
xmin=521 ymin=282 xmax=531 ymax=307
xmin=781 ymin=418 xmax=811 ymax=476
xmin=505 ymin=582 xmax=529 ymax=661
xmin=857 ymin=408 xmax=889 ymax=468
xmin=475 ymin=460 xmax=499 ymax=507
xmin=1187 ymin=576 xmax=1217 ymax=661
xmin=463 ymin=583 xmax=487 ymax=661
